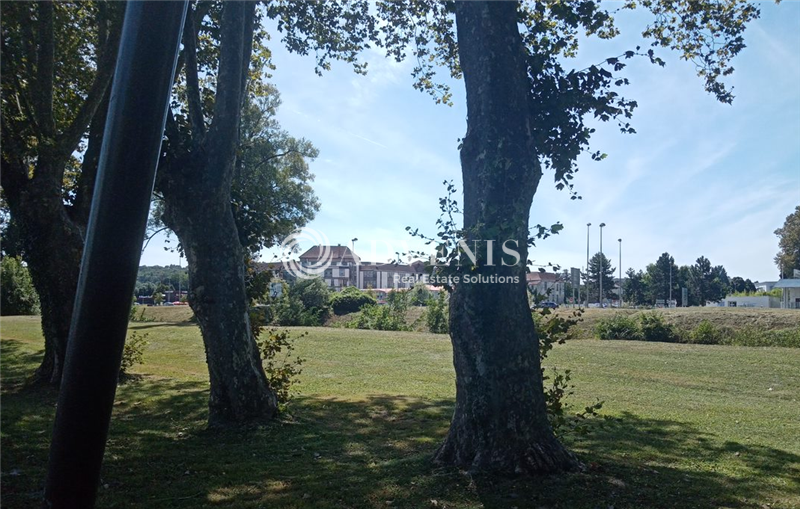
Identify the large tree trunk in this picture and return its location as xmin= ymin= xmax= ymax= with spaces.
xmin=157 ymin=1 xmax=278 ymax=426
xmin=434 ymin=1 xmax=578 ymax=475
xmin=5 ymin=187 xmax=83 ymax=385
xmin=162 ymin=184 xmax=278 ymax=426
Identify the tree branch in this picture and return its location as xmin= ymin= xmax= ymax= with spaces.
xmin=183 ymin=4 xmax=206 ymax=146
xmin=204 ymin=1 xmax=256 ymax=180
xmin=34 ymin=1 xmax=55 ymax=139
xmin=56 ymin=6 xmax=122 ymax=159
xmin=1 ymin=43 xmax=41 ymax=136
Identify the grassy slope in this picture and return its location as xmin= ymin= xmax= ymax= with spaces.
xmin=2 ymin=315 xmax=799 ymax=508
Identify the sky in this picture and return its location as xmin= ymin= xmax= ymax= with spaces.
xmin=140 ymin=2 xmax=800 ymax=283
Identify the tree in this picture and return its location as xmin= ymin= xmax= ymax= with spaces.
xmin=153 ymin=2 xmax=281 ymax=426
xmin=623 ymin=268 xmax=648 ymax=307
xmin=646 ymin=253 xmax=679 ymax=304
xmin=1 ymin=256 xmax=40 ymax=315
xmin=378 ymin=0 xmax=757 ymax=475
xmin=586 ymin=252 xmax=615 ymax=303
xmin=153 ymin=0 xmax=349 ymax=425
xmin=774 ymin=205 xmax=800 ymax=278
xmin=687 ymin=256 xmax=727 ymax=305
xmin=730 ymin=276 xmax=756 ymax=294
xmin=230 ymin=92 xmax=320 ymax=253
xmin=1 ymin=2 xmax=123 ymax=384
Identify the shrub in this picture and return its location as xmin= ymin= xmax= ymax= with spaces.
xmin=120 ymin=331 xmax=149 ymax=377
xmin=255 ymin=328 xmax=305 ymax=407
xmin=330 ymin=286 xmax=376 ymax=315
xmin=408 ymin=282 xmax=431 ymax=306
xmin=347 ymin=304 xmax=409 ymax=331
xmin=727 ymin=326 xmax=800 ymax=348
xmin=347 ymin=290 xmax=410 ymax=331
xmin=271 ymin=278 xmax=331 ymax=326
xmin=424 ymin=291 xmax=449 ymax=334
xmin=1 ymin=256 xmax=40 ymax=316
xmin=272 ymin=295 xmax=326 ymax=326
xmin=293 ymin=277 xmax=330 ymax=310
xmin=594 ymin=314 xmax=641 ymax=340
xmin=638 ymin=311 xmax=680 ymax=343
xmin=536 ymin=307 xmax=604 ymax=436
xmin=688 ymin=320 xmax=726 ymax=344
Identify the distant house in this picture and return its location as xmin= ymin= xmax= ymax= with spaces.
xmin=754 ymin=281 xmax=778 ymax=292
xmin=526 ymin=271 xmax=566 ymax=304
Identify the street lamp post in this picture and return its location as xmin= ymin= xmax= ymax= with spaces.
xmin=585 ymin=223 xmax=591 ymax=307
xmin=351 ymin=237 xmax=359 ymax=288
xmin=669 ymin=256 xmax=673 ymax=307
xmin=599 ymin=223 xmax=606 ymax=307
xmin=618 ymin=238 xmax=623 ymax=308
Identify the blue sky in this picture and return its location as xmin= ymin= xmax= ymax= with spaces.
xmin=141 ymin=2 xmax=800 ymax=282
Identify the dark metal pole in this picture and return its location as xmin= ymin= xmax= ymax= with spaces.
xmin=44 ymin=2 xmax=188 ymax=507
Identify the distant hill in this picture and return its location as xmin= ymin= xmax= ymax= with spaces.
xmin=135 ymin=265 xmax=188 ymax=296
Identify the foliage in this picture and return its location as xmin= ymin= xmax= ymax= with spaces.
xmin=0 ymin=257 xmax=40 ymax=316
xmin=774 ymin=205 xmax=800 ymax=278
xmin=254 ymin=327 xmax=305 ymax=407
xmin=348 ymin=290 xmax=410 ymax=331
xmin=623 ymin=268 xmax=648 ymax=307
xmin=586 ymin=252 xmax=616 ymax=303
xmin=408 ymin=282 xmax=431 ymax=306
xmin=645 ymin=253 xmax=679 ymax=304
xmin=595 ymin=314 xmax=642 ymax=340
xmin=119 ymin=331 xmax=149 ymax=377
xmin=292 ymin=278 xmax=330 ymax=311
xmin=729 ymin=276 xmax=757 ymax=294
xmin=424 ymin=291 xmax=449 ymax=334
xmin=535 ymin=307 xmax=603 ymax=437
xmin=638 ymin=311 xmax=680 ymax=343
xmin=729 ymin=289 xmax=782 ymax=298
xmin=272 ymin=295 xmax=325 ymax=327
xmin=231 ymin=93 xmax=321 ymax=254
xmin=128 ymin=304 xmax=153 ymax=324
xmin=687 ymin=256 xmax=728 ymax=305
xmin=135 ymin=265 xmax=188 ymax=296
xmin=329 ymin=286 xmax=376 ymax=315
xmin=689 ymin=320 xmax=726 ymax=345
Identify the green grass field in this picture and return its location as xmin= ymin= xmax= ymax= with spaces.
xmin=2 ymin=314 xmax=799 ymax=508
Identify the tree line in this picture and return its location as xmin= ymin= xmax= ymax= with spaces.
xmin=581 ymin=251 xmax=762 ymax=306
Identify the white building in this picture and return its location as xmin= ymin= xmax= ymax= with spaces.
xmin=774 ymin=278 xmax=800 ymax=309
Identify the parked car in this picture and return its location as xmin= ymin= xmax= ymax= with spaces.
xmin=531 ymin=301 xmax=558 ymax=309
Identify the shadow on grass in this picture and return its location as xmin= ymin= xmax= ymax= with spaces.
xmin=2 ymin=338 xmax=799 ymax=508
xmin=0 ymin=338 xmax=47 ymax=390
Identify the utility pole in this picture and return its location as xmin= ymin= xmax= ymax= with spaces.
xmin=43 ymin=3 xmax=188 ymax=506
xmin=599 ymin=222 xmax=606 ymax=307
xmin=585 ymin=223 xmax=591 ymax=307
xmin=618 ymin=238 xmax=623 ymax=308
xmin=351 ymin=237 xmax=359 ymax=288
xmin=669 ymin=256 xmax=673 ymax=307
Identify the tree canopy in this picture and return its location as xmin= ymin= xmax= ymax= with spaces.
xmin=775 ymin=205 xmax=800 ymax=278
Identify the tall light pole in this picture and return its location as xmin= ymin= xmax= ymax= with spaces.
xmin=585 ymin=223 xmax=591 ymax=307
xmin=599 ymin=223 xmax=606 ymax=307
xmin=351 ymin=237 xmax=359 ymax=288
xmin=669 ymin=255 xmax=673 ymax=307
xmin=618 ymin=238 xmax=623 ymax=308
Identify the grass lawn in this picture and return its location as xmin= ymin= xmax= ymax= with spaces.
xmin=2 ymin=315 xmax=800 ymax=508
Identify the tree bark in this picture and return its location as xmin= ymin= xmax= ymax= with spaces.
xmin=0 ymin=2 xmax=121 ymax=385
xmin=434 ymin=1 xmax=579 ymax=475
xmin=3 ymin=183 xmax=84 ymax=385
xmin=161 ymin=181 xmax=277 ymax=426
xmin=157 ymin=1 xmax=278 ymax=426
